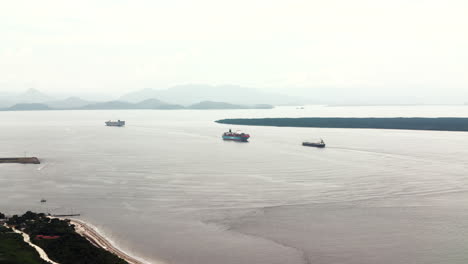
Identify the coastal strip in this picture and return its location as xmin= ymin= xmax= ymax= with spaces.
xmin=7 ymin=224 xmax=59 ymax=264
xmin=0 ymin=157 xmax=40 ymax=164
xmin=216 ymin=117 xmax=468 ymax=132
xmin=4 ymin=212 xmax=140 ymax=264
xmin=68 ymin=219 xmax=159 ymax=264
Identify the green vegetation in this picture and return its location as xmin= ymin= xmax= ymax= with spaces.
xmin=0 ymin=225 xmax=47 ymax=264
xmin=5 ymin=211 xmax=128 ymax=264
xmin=216 ymin=117 xmax=468 ymax=132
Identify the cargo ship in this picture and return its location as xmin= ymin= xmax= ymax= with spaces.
xmin=105 ymin=120 xmax=125 ymax=127
xmin=302 ymin=139 xmax=325 ymax=148
xmin=222 ymin=129 xmax=250 ymax=142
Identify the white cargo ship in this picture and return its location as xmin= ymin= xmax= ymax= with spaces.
xmin=105 ymin=120 xmax=125 ymax=127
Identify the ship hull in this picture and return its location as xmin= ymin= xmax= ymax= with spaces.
xmin=302 ymin=142 xmax=326 ymax=148
xmin=223 ymin=136 xmax=249 ymax=142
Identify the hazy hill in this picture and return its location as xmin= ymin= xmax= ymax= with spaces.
xmin=80 ymin=99 xmax=184 ymax=110
xmin=120 ymin=84 xmax=303 ymax=105
xmin=4 ymin=103 xmax=51 ymax=111
xmin=0 ymin=92 xmax=15 ymax=107
xmin=0 ymin=98 xmax=13 ymax=108
xmin=253 ymin=104 xmax=275 ymax=109
xmin=0 ymin=87 xmax=279 ymax=110
xmin=0 ymin=88 xmax=54 ymax=107
xmin=0 ymin=98 xmax=271 ymax=111
xmin=47 ymin=97 xmax=92 ymax=109
xmin=134 ymin=98 xmax=184 ymax=109
xmin=189 ymin=101 xmax=246 ymax=109
xmin=15 ymin=88 xmax=54 ymax=103
xmin=188 ymin=101 xmax=274 ymax=109
xmin=80 ymin=101 xmax=135 ymax=110
xmin=121 ymin=88 xmax=158 ymax=103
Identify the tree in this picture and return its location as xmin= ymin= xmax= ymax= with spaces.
xmin=7 ymin=215 xmax=20 ymax=225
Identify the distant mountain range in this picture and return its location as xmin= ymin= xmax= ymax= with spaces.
xmin=0 ymin=99 xmax=273 ymax=111
xmin=16 ymin=88 xmax=54 ymax=103
xmin=80 ymin=98 xmax=185 ymax=110
xmin=189 ymin=101 xmax=273 ymax=110
xmin=0 ymin=85 xmax=285 ymax=111
xmin=6 ymin=103 xmax=52 ymax=111
xmin=47 ymin=97 xmax=93 ymax=109
xmin=119 ymin=84 xmax=304 ymax=105
xmin=0 ymin=88 xmax=54 ymax=108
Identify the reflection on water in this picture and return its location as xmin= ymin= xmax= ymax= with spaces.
xmin=1 ymin=106 xmax=468 ymax=264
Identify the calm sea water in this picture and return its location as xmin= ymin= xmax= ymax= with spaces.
xmin=1 ymin=105 xmax=468 ymax=264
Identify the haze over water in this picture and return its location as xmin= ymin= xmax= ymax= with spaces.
xmin=1 ymin=105 xmax=468 ymax=264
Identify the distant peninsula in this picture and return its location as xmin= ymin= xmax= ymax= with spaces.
xmin=216 ymin=117 xmax=468 ymax=132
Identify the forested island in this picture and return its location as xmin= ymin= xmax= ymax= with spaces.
xmin=216 ymin=117 xmax=468 ymax=132
xmin=1 ymin=212 xmax=128 ymax=264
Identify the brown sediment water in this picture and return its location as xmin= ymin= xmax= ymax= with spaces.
xmin=0 ymin=157 xmax=40 ymax=164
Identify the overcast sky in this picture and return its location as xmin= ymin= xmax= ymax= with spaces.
xmin=1 ymin=0 xmax=467 ymax=102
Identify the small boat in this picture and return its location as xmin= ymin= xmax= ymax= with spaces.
xmin=222 ymin=129 xmax=250 ymax=142
xmin=105 ymin=120 xmax=125 ymax=127
xmin=302 ymin=139 xmax=326 ymax=148
xmin=40 ymin=199 xmax=47 ymax=203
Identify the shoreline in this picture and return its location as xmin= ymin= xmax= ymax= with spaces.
xmin=66 ymin=218 xmax=164 ymax=264
xmin=216 ymin=117 xmax=468 ymax=132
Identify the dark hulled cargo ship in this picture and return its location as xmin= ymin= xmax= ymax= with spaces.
xmin=302 ymin=139 xmax=326 ymax=148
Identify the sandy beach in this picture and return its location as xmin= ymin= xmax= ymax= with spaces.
xmin=67 ymin=219 xmax=162 ymax=264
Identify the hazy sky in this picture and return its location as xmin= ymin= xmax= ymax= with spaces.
xmin=1 ymin=0 xmax=468 ymax=101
